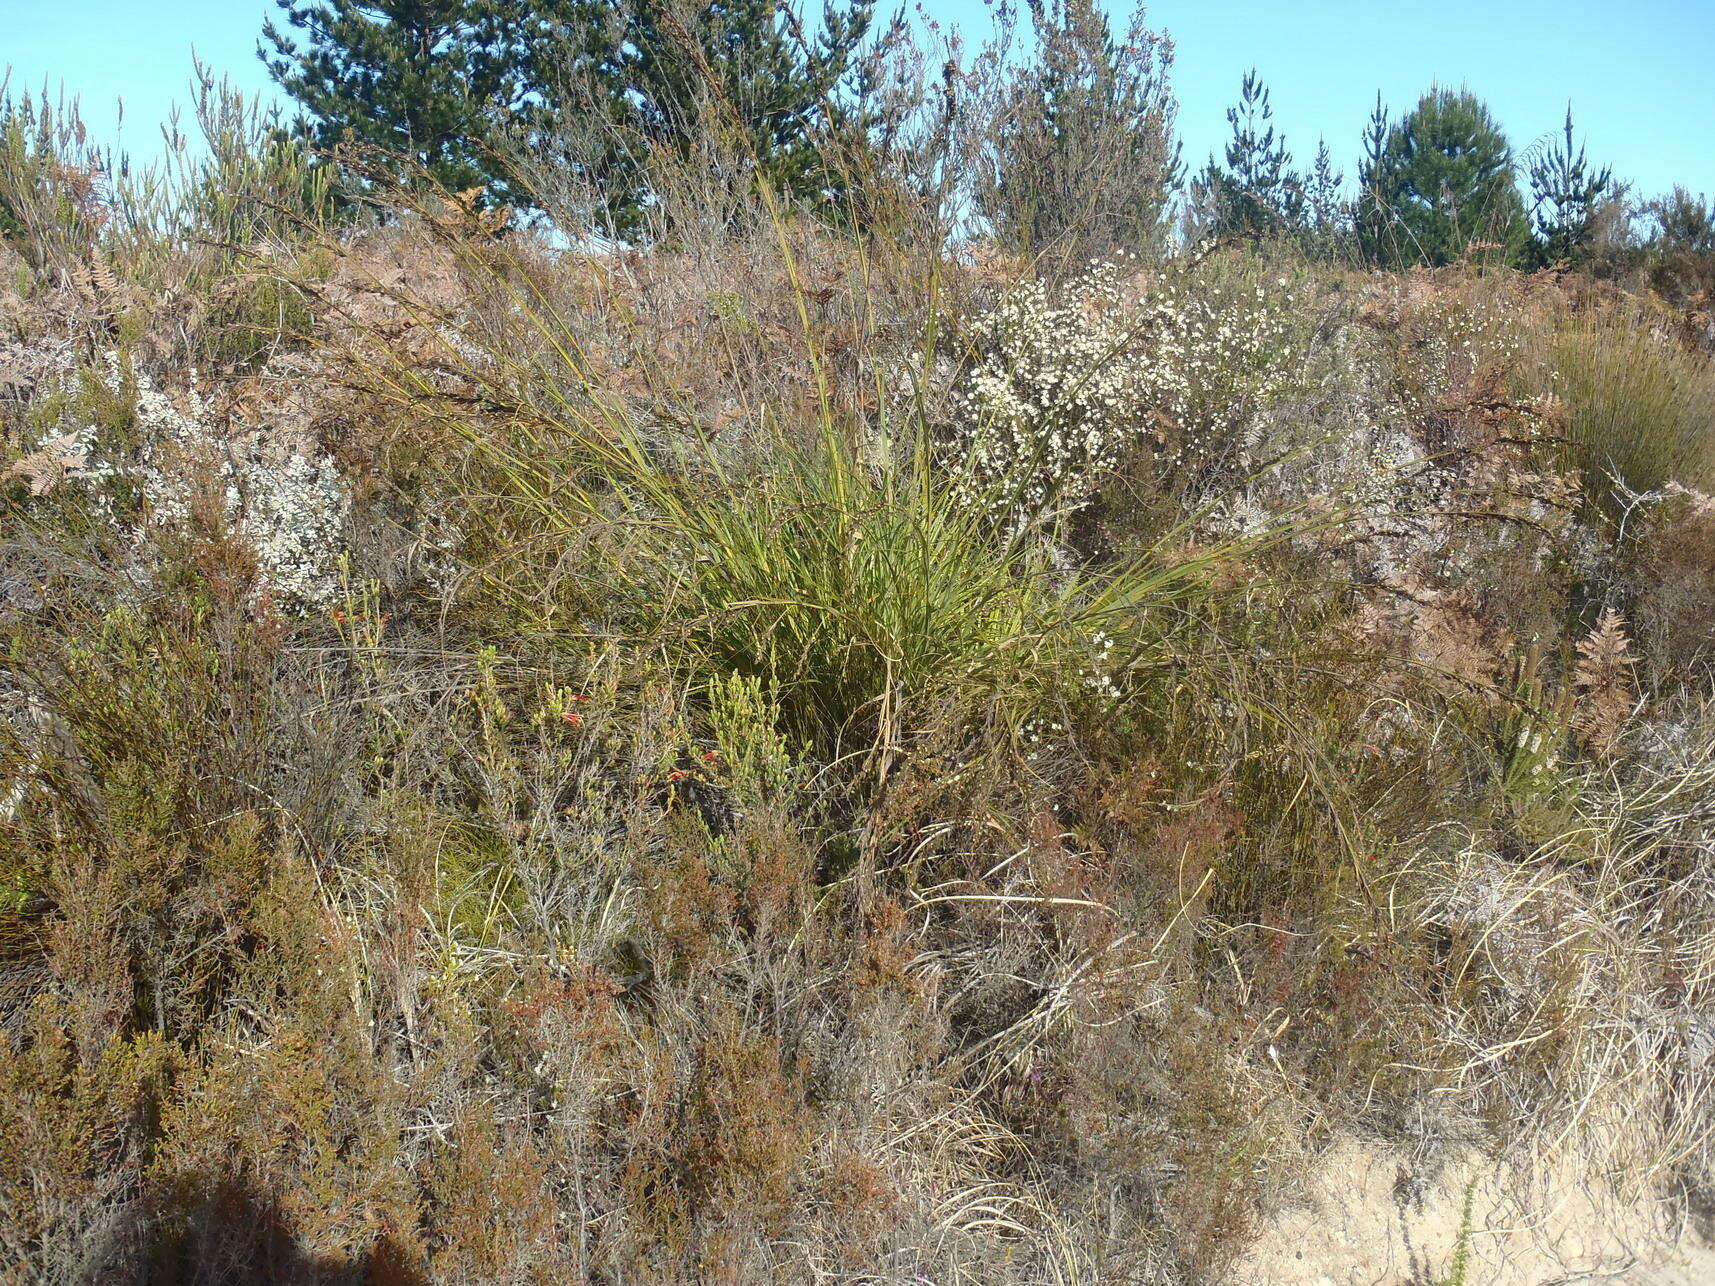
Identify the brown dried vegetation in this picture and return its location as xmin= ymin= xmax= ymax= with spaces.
xmin=2 ymin=76 xmax=1715 ymax=1286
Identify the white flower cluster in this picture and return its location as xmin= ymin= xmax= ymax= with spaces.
xmin=1082 ymin=629 xmax=1121 ymax=699
xmin=26 ymin=352 xmax=350 ymax=610
xmin=951 ymin=263 xmax=1296 ymax=523
xmin=953 ymin=266 xmax=1147 ymax=519
xmin=1395 ymin=299 xmax=1524 ymax=424
xmin=1137 ymin=276 xmax=1297 ymax=480
xmin=1021 ymin=715 xmax=1067 ymax=758
xmin=238 ymin=452 xmax=350 ymax=608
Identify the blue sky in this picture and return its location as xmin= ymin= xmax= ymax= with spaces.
xmin=5 ymin=0 xmax=1712 ymax=200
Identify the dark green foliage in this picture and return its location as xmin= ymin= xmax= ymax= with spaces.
xmin=260 ymin=0 xmax=585 ymax=206
xmin=528 ymin=0 xmax=880 ymax=238
xmin=1636 ymin=186 xmax=1715 ymax=303
xmin=1355 ymin=92 xmax=1390 ymax=260
xmin=1192 ymin=69 xmax=1300 ymax=243
xmin=261 ymin=0 xmax=874 ymax=232
xmin=1358 ymin=87 xmax=1529 ymax=267
xmin=612 ymin=0 xmax=876 ymax=220
xmin=1528 ymin=107 xmax=1613 ymax=265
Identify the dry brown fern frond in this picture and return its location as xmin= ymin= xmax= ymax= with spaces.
xmin=1572 ymin=607 xmax=1638 ymax=758
xmin=431 ymin=186 xmax=513 ymax=239
xmin=64 ymin=252 xmax=128 ymax=316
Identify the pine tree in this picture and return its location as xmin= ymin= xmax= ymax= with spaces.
xmin=1528 ymin=107 xmax=1613 ymax=265
xmin=261 ymin=0 xmax=875 ymax=229
xmin=260 ymin=0 xmax=586 ymax=206
xmin=1297 ymin=137 xmax=1348 ymax=257
xmin=1355 ymin=92 xmax=1392 ymax=263
xmin=1358 ymin=87 xmax=1529 ymax=268
xmin=1192 ymin=69 xmax=1299 ymax=242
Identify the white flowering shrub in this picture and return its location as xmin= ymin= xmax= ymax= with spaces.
xmin=951 ymin=264 xmax=1300 ymax=525
xmin=18 ymin=350 xmax=350 ymax=610
xmin=1141 ymin=275 xmax=1300 ymax=477
xmin=951 ymin=266 xmax=1149 ymax=521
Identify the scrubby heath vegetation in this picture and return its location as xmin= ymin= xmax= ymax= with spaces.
xmin=3 ymin=0 xmax=1715 ymax=1281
